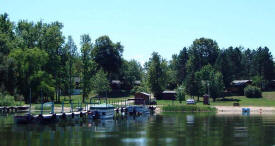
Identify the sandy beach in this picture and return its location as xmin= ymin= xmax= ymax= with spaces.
xmin=215 ymin=106 xmax=275 ymax=115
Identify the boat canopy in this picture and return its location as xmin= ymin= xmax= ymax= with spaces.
xmin=90 ymin=104 xmax=115 ymax=109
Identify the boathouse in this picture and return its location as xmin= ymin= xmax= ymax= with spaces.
xmin=134 ymin=92 xmax=150 ymax=105
xmin=160 ymin=91 xmax=176 ymax=100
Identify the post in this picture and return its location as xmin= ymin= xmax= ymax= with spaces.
xmin=51 ymin=102 xmax=54 ymax=114
xmin=41 ymin=102 xmax=43 ymax=115
xmin=105 ymin=92 xmax=107 ymax=107
xmin=62 ymin=101 xmax=64 ymax=113
xmin=71 ymin=102 xmax=73 ymax=112
xmin=29 ymin=88 xmax=31 ymax=114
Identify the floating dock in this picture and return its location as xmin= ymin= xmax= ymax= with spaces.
xmin=0 ymin=106 xmax=29 ymax=112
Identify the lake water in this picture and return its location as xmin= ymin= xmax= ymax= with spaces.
xmin=1 ymin=112 xmax=275 ymax=146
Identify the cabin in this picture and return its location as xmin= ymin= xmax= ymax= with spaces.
xmin=134 ymin=92 xmax=151 ymax=105
xmin=228 ymin=80 xmax=252 ymax=95
xmin=160 ymin=91 xmax=176 ymax=100
xmin=111 ymin=80 xmax=122 ymax=90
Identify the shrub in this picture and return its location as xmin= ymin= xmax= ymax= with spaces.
xmin=0 ymin=93 xmax=24 ymax=106
xmin=244 ymin=85 xmax=262 ymax=98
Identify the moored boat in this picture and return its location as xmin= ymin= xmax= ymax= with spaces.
xmin=88 ymin=104 xmax=115 ymax=120
xmin=126 ymin=105 xmax=150 ymax=115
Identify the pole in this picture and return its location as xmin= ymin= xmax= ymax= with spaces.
xmin=51 ymin=102 xmax=54 ymax=114
xmin=62 ymin=101 xmax=64 ymax=113
xmin=71 ymin=102 xmax=73 ymax=112
xmin=29 ymin=88 xmax=31 ymax=114
xmin=105 ymin=92 xmax=107 ymax=107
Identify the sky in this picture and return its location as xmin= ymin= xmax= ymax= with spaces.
xmin=1 ymin=0 xmax=275 ymax=64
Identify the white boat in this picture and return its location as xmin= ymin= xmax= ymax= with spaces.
xmin=126 ymin=105 xmax=150 ymax=115
xmin=88 ymin=104 xmax=115 ymax=120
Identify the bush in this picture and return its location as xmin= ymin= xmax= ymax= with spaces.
xmin=244 ymin=85 xmax=262 ymax=98
xmin=0 ymin=93 xmax=24 ymax=106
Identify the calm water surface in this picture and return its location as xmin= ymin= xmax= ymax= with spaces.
xmin=1 ymin=112 xmax=275 ymax=146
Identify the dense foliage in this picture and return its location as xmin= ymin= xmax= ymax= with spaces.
xmin=244 ymin=85 xmax=262 ymax=98
xmin=0 ymin=12 xmax=274 ymax=104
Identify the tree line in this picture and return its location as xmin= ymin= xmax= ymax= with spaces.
xmin=0 ymin=13 xmax=274 ymax=103
xmin=0 ymin=13 xmax=142 ymax=103
xmin=143 ymin=38 xmax=274 ymax=101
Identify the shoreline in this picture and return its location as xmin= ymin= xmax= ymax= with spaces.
xmin=215 ymin=106 xmax=275 ymax=115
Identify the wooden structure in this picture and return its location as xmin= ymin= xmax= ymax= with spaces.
xmin=134 ymin=92 xmax=150 ymax=105
xmin=160 ymin=91 xmax=176 ymax=100
xmin=0 ymin=106 xmax=29 ymax=112
xmin=228 ymin=80 xmax=252 ymax=95
xmin=111 ymin=80 xmax=122 ymax=90
xmin=203 ymin=94 xmax=210 ymax=105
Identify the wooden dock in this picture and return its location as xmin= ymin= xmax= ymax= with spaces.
xmin=0 ymin=106 xmax=29 ymax=112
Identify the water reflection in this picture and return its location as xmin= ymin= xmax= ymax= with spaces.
xmin=1 ymin=113 xmax=275 ymax=146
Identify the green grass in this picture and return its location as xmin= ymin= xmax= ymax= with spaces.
xmin=157 ymin=91 xmax=275 ymax=107
xmin=162 ymin=105 xmax=217 ymax=112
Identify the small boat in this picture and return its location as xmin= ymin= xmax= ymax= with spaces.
xmin=88 ymin=104 xmax=115 ymax=120
xmin=126 ymin=105 xmax=150 ymax=115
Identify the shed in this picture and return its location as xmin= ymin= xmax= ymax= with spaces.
xmin=111 ymin=80 xmax=121 ymax=90
xmin=161 ymin=91 xmax=176 ymax=100
xmin=134 ymin=92 xmax=150 ymax=105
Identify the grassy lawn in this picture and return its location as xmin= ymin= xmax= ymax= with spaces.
xmin=157 ymin=91 xmax=275 ymax=107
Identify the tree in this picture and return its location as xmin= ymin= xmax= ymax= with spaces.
xmin=185 ymin=56 xmax=203 ymax=99
xmin=189 ymin=38 xmax=219 ymax=68
xmin=91 ymin=70 xmax=111 ymax=97
xmin=209 ymin=72 xmax=224 ymax=102
xmin=80 ymin=34 xmax=94 ymax=102
xmin=147 ymin=52 xmax=168 ymax=98
xmin=166 ymin=54 xmax=178 ymax=90
xmin=8 ymin=48 xmax=50 ymax=101
xmin=92 ymin=35 xmax=123 ymax=79
xmin=0 ymin=13 xmax=17 ymax=94
xmin=176 ymin=47 xmax=188 ymax=84
xmin=193 ymin=64 xmax=224 ymax=102
xmin=29 ymin=71 xmax=55 ymax=102
xmin=119 ymin=59 xmax=142 ymax=89
xmin=176 ymin=85 xmax=185 ymax=103
xmin=252 ymin=75 xmax=263 ymax=88
xmin=65 ymin=36 xmax=77 ymax=100
xmin=253 ymin=47 xmax=274 ymax=81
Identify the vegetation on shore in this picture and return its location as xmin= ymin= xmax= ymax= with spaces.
xmin=158 ymin=91 xmax=275 ymax=107
xmin=162 ymin=105 xmax=216 ymax=112
xmin=0 ymin=93 xmax=24 ymax=106
xmin=1 ymin=12 xmax=275 ymax=107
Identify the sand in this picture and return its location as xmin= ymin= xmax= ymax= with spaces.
xmin=215 ymin=106 xmax=275 ymax=115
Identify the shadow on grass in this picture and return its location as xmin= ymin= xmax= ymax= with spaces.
xmin=217 ymin=98 xmax=241 ymax=102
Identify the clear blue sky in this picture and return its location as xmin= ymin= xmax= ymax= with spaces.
xmin=1 ymin=0 xmax=275 ymax=64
